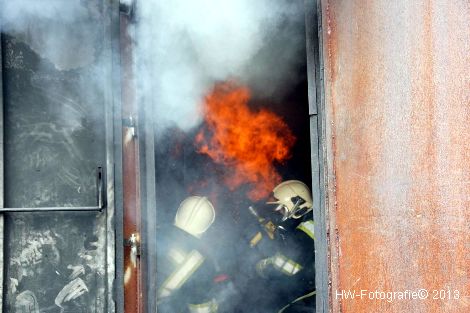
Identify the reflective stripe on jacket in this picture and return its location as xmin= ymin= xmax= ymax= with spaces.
xmin=188 ymin=299 xmax=218 ymax=313
xmin=272 ymin=253 xmax=303 ymax=276
xmin=158 ymin=249 xmax=205 ymax=298
xmin=296 ymin=220 xmax=314 ymax=240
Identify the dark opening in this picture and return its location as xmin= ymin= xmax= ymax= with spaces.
xmin=150 ymin=2 xmax=315 ymax=312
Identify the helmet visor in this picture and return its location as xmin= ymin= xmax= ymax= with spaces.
xmin=291 ymin=205 xmax=312 ymax=219
xmin=289 ymin=197 xmax=311 ymax=219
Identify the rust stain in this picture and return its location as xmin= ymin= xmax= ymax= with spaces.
xmin=410 ymin=2 xmax=439 ymax=312
xmin=323 ymin=1 xmax=340 ymax=311
xmin=121 ymin=15 xmax=143 ymax=313
xmin=323 ymin=0 xmax=470 ymax=312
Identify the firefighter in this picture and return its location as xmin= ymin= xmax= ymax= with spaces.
xmin=249 ymin=180 xmax=315 ymax=313
xmin=156 ymin=196 xmax=219 ymax=313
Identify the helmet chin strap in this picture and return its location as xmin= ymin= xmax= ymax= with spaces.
xmin=272 ymin=203 xmax=290 ymax=221
xmin=271 ymin=200 xmax=307 ymax=221
xmin=274 ymin=203 xmax=284 ymax=212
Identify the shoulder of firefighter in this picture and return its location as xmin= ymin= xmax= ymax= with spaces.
xmin=255 ymin=217 xmax=315 ymax=278
xmin=156 ymin=230 xmax=220 ymax=313
xmin=252 ymin=217 xmax=316 ymax=313
xmin=157 ymin=196 xmax=224 ymax=313
xmin=248 ymin=179 xmax=314 ymax=253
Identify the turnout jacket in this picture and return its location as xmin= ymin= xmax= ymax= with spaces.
xmin=156 ymin=226 xmax=218 ymax=313
xmin=252 ymin=217 xmax=316 ymax=312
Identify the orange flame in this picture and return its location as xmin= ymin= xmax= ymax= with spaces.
xmin=195 ymin=82 xmax=296 ymax=201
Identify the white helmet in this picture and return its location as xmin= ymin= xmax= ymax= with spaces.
xmin=268 ymin=180 xmax=313 ymax=221
xmin=174 ymin=196 xmax=216 ymax=238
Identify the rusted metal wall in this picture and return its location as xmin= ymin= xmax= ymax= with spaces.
xmin=320 ymin=1 xmax=470 ymax=312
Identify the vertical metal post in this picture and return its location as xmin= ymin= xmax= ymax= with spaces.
xmin=103 ymin=1 xmax=124 ymax=312
xmin=0 ymin=31 xmax=5 ymax=313
xmin=107 ymin=0 xmax=124 ymax=312
xmin=139 ymin=68 xmax=157 ymax=313
xmin=120 ymin=13 xmax=144 ymax=313
xmin=112 ymin=3 xmax=125 ymax=313
xmin=305 ymin=1 xmax=329 ymax=312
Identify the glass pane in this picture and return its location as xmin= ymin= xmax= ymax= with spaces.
xmin=4 ymin=212 xmax=107 ymax=312
xmin=1 ymin=1 xmax=114 ymax=312
xmin=2 ymin=7 xmax=105 ymax=208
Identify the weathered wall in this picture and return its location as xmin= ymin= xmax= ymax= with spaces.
xmin=321 ymin=1 xmax=470 ymax=312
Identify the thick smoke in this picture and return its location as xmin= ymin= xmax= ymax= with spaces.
xmin=1 ymin=0 xmax=108 ymax=134
xmin=1 ymin=0 xmax=101 ymax=71
xmin=1 ymin=1 xmax=312 ymax=311
xmin=135 ymin=0 xmax=305 ymax=132
xmin=1 ymin=0 xmax=84 ymax=23
xmin=144 ymin=2 xmax=313 ymax=312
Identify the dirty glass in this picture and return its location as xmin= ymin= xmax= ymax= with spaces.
xmin=0 ymin=0 xmax=115 ymax=312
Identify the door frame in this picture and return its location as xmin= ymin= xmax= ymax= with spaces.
xmin=305 ymin=0 xmax=330 ymax=312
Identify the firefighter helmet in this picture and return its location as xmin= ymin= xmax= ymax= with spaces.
xmin=174 ymin=196 xmax=216 ymax=238
xmin=268 ymin=180 xmax=313 ymax=221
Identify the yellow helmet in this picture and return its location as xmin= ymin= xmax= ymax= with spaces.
xmin=269 ymin=180 xmax=313 ymax=221
xmin=174 ymin=196 xmax=216 ymax=238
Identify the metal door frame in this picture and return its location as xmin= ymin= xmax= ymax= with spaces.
xmin=138 ymin=75 xmax=158 ymax=313
xmin=135 ymin=29 xmax=158 ymax=313
xmin=305 ymin=0 xmax=330 ymax=312
xmin=134 ymin=2 xmax=330 ymax=312
xmin=0 ymin=29 xmax=5 ymax=313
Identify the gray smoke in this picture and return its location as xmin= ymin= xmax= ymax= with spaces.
xmin=1 ymin=0 xmax=110 ymax=135
xmin=143 ymin=3 xmax=311 ymax=311
xmin=1 ymin=0 xmax=101 ymax=71
xmin=135 ymin=0 xmax=305 ymax=132
xmin=1 ymin=2 xmax=311 ymax=311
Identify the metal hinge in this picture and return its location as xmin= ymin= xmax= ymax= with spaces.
xmin=123 ymin=116 xmax=137 ymax=140
xmin=124 ymin=233 xmax=140 ymax=267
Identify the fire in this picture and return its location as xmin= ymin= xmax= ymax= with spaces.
xmin=195 ymin=82 xmax=296 ymax=201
